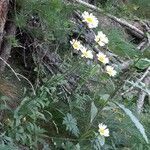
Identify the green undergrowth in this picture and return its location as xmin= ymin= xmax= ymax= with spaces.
xmin=98 ymin=0 xmax=150 ymax=19
xmin=0 ymin=0 xmax=150 ymax=149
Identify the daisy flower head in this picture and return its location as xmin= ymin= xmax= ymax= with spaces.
xmin=98 ymin=123 xmax=109 ymax=137
xmin=97 ymin=52 xmax=109 ymax=64
xmin=106 ymin=65 xmax=117 ymax=77
xmin=70 ymin=39 xmax=82 ymax=50
xmin=82 ymin=11 xmax=99 ymax=29
xmin=80 ymin=46 xmax=93 ymax=59
xmin=95 ymin=31 xmax=109 ymax=47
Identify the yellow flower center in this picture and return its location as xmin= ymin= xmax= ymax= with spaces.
xmin=83 ymin=51 xmax=88 ymax=57
xmin=73 ymin=43 xmax=79 ymax=48
xmin=86 ymin=17 xmax=93 ymax=23
xmin=99 ymin=128 xmax=105 ymax=135
xmin=107 ymin=69 xmax=113 ymax=74
xmin=98 ymin=56 xmax=105 ymax=62
xmin=97 ymin=38 xmax=101 ymax=42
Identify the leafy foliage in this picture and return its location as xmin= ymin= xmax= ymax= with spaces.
xmin=0 ymin=0 xmax=149 ymax=149
xmin=63 ymin=113 xmax=80 ymax=137
xmin=0 ymin=133 xmax=17 ymax=150
xmin=15 ymin=0 xmax=74 ymax=44
xmin=135 ymin=58 xmax=150 ymax=70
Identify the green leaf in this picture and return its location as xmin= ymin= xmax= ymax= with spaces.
xmin=108 ymin=29 xmax=140 ymax=58
xmin=63 ymin=113 xmax=79 ymax=137
xmin=90 ymin=102 xmax=98 ymax=123
xmin=135 ymin=58 xmax=150 ymax=69
xmin=116 ymin=103 xmax=149 ymax=143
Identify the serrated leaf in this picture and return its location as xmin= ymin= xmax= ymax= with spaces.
xmin=116 ymin=102 xmax=149 ymax=143
xmin=63 ymin=113 xmax=79 ymax=137
xmin=90 ymin=102 xmax=98 ymax=123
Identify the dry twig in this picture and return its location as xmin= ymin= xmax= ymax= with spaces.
xmin=0 ymin=56 xmax=36 ymax=95
xmin=121 ymin=66 xmax=150 ymax=96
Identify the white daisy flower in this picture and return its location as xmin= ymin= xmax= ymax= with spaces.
xmin=82 ymin=11 xmax=99 ymax=29
xmin=98 ymin=123 xmax=109 ymax=137
xmin=106 ymin=65 xmax=117 ymax=77
xmin=70 ymin=39 xmax=82 ymax=50
xmin=95 ymin=31 xmax=109 ymax=47
xmin=80 ymin=46 xmax=93 ymax=59
xmin=97 ymin=52 xmax=109 ymax=64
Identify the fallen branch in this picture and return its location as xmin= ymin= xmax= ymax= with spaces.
xmin=137 ymin=91 xmax=146 ymax=114
xmin=74 ymin=0 xmax=145 ymax=38
xmin=137 ymin=40 xmax=147 ymax=50
xmin=140 ymin=33 xmax=150 ymax=52
xmin=137 ymin=76 xmax=150 ymax=114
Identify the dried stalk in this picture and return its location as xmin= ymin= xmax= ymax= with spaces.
xmin=137 ymin=76 xmax=150 ymax=114
xmin=0 ymin=56 xmax=36 ymax=95
xmin=121 ymin=66 xmax=150 ymax=96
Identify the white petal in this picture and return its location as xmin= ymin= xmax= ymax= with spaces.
xmin=104 ymin=58 xmax=109 ymax=64
xmin=70 ymin=39 xmax=74 ymax=44
xmin=80 ymin=46 xmax=87 ymax=53
xmin=82 ymin=11 xmax=89 ymax=18
xmin=97 ymin=31 xmax=105 ymax=37
xmin=106 ymin=66 xmax=113 ymax=71
xmin=87 ymin=51 xmax=93 ymax=59
xmin=98 ymin=41 xmax=105 ymax=46
xmin=102 ymin=37 xmax=109 ymax=44
xmin=99 ymin=123 xmax=107 ymax=129
xmin=104 ymin=129 xmax=109 ymax=137
xmin=111 ymin=70 xmax=117 ymax=76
